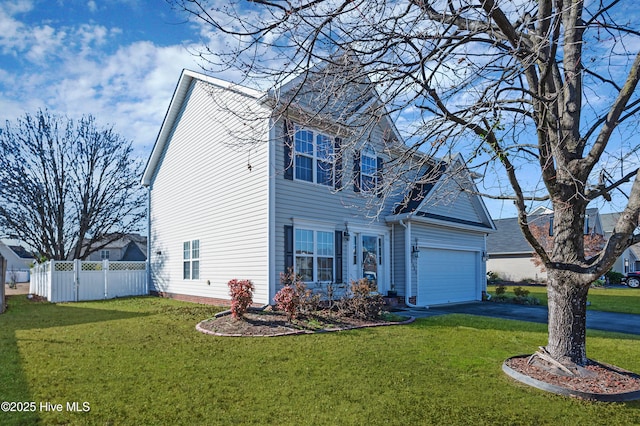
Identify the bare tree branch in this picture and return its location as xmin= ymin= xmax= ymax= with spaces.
xmin=0 ymin=111 xmax=145 ymax=260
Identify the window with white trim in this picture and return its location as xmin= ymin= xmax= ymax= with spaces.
xmin=295 ymin=228 xmax=334 ymax=282
xmin=294 ymin=127 xmax=334 ymax=186
xmin=183 ymin=240 xmax=200 ymax=280
xmin=360 ymin=145 xmax=377 ymax=192
xmin=100 ymin=250 xmax=110 ymax=260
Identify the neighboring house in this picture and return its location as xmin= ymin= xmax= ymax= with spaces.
xmin=141 ymin=68 xmax=495 ymax=307
xmin=84 ymin=234 xmax=147 ymax=262
xmin=487 ymin=208 xmax=603 ymax=282
xmin=600 ymin=212 xmax=640 ymax=274
xmin=0 ymin=240 xmax=35 ymax=283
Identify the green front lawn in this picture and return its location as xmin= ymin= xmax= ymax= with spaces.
xmin=2 ymin=295 xmax=640 ymax=425
xmin=487 ymin=284 xmax=640 ymax=315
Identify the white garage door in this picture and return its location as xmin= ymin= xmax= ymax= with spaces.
xmin=417 ymin=248 xmax=478 ymax=306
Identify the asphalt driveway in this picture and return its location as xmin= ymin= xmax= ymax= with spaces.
xmin=400 ymin=302 xmax=640 ymax=336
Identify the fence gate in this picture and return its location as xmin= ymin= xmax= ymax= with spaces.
xmin=30 ymin=260 xmax=148 ymax=303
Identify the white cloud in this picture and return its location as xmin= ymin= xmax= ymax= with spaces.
xmin=0 ymin=1 xmax=210 ymax=157
xmin=25 ymin=24 xmax=66 ymax=62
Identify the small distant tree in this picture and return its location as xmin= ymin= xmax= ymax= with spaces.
xmin=0 ymin=110 xmax=145 ymax=260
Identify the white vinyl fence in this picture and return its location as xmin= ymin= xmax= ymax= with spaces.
xmin=30 ymin=260 xmax=148 ymax=303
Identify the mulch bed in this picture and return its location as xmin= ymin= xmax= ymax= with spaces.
xmin=505 ymin=355 xmax=640 ymax=399
xmin=196 ymin=309 xmax=414 ymax=337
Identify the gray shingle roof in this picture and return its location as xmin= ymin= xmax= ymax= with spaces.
xmin=487 ymin=208 xmax=601 ymax=254
xmin=8 ymin=245 xmax=35 ymax=259
xmin=486 ymin=217 xmax=538 ymax=254
xmin=393 ymin=162 xmax=447 ymax=215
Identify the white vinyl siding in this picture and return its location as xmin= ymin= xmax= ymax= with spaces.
xmin=420 ymin=177 xmax=483 ymax=224
xmin=148 ymin=79 xmax=271 ymax=304
xmin=487 ymin=255 xmax=548 ymax=282
xmin=274 ymin=117 xmax=400 ymax=293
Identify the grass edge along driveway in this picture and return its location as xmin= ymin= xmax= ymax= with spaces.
xmin=487 ymin=284 xmax=640 ymax=315
xmin=1 ymin=295 xmax=640 ymax=425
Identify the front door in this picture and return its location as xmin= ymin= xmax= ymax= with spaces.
xmin=350 ymin=233 xmax=384 ymax=292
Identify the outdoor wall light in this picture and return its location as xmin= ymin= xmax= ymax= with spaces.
xmin=343 ymin=223 xmax=350 ymax=241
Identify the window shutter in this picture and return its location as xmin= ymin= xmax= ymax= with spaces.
xmin=284 ymin=225 xmax=294 ymax=271
xmin=376 ymin=156 xmax=384 ymax=198
xmin=353 ymin=150 xmax=361 ymax=193
xmin=334 ymin=137 xmax=342 ymax=190
xmin=335 ymin=230 xmax=343 ymax=284
xmin=283 ymin=120 xmax=294 ymax=180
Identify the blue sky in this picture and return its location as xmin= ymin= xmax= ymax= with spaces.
xmin=1 ymin=0 xmax=635 ymax=221
xmin=0 ymin=0 xmax=205 ymax=158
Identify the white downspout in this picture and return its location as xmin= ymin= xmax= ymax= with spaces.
xmin=390 ymin=223 xmax=395 ymax=290
xmin=145 ymin=185 xmax=151 ymax=294
xmin=399 ymin=220 xmax=418 ymax=308
xmin=482 ymin=233 xmax=488 ymax=298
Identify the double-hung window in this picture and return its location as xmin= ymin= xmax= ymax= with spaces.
xmin=295 ymin=228 xmax=334 ymax=282
xmin=183 ymin=240 xmax=200 ymax=279
xmin=294 ymin=127 xmax=334 ymax=186
xmin=100 ymin=250 xmax=110 ymax=260
xmin=360 ymin=146 xmax=378 ymax=192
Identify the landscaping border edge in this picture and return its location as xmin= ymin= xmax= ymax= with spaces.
xmin=502 ymin=355 xmax=640 ymax=402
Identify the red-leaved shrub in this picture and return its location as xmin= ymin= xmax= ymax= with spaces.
xmin=227 ymin=279 xmax=254 ymax=319
xmin=274 ymin=285 xmax=299 ymax=321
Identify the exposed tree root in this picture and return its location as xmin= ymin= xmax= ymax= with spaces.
xmin=527 ymin=347 xmax=597 ymax=378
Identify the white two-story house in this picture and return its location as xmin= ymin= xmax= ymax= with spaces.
xmin=141 ymin=66 xmax=495 ymax=307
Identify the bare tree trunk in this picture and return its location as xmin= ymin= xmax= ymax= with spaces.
xmin=546 ymin=270 xmax=590 ymax=366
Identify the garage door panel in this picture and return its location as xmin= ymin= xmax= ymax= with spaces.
xmin=417 ymin=248 xmax=478 ymax=306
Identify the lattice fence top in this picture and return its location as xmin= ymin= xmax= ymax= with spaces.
xmin=109 ymin=262 xmax=146 ymax=271
xmin=54 ymin=262 xmax=74 ymax=272
xmin=81 ymin=262 xmax=103 ymax=271
xmin=40 ymin=260 xmax=146 ymax=272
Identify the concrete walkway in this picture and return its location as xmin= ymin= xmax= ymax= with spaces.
xmin=399 ymin=302 xmax=640 ymax=336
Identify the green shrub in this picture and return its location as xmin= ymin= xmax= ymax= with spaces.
xmin=605 ymin=270 xmax=624 ymax=285
xmin=513 ymin=286 xmax=530 ymax=297
xmin=494 ymin=284 xmax=506 ymax=296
